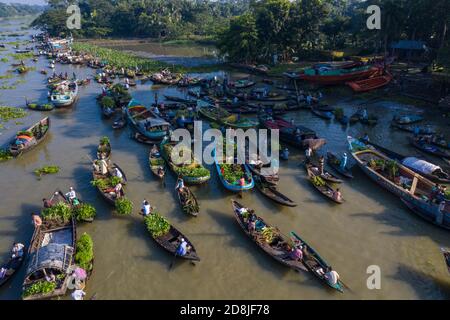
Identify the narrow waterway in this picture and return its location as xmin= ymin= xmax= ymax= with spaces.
xmin=0 ymin=19 xmax=450 ymax=300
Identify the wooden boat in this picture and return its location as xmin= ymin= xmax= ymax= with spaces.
xmin=163 ymin=95 xmax=196 ymax=104
xmin=9 ymin=117 xmax=50 ymax=157
xmin=0 ymin=244 xmax=26 ymax=288
xmin=290 ymin=232 xmax=344 ymax=293
xmin=393 ymin=114 xmax=424 ymax=125
xmin=311 ymin=107 xmax=333 ymax=120
xmin=327 ymin=152 xmax=354 ymax=179
xmin=221 ymin=117 xmax=258 ymax=129
xmin=97 ymin=141 xmax=111 ymax=161
xmin=410 ymin=137 xmax=450 ymax=159
xmin=50 ymin=81 xmax=78 ymax=108
xmin=198 ymin=105 xmax=234 ymax=123
xmin=23 ymin=216 xmax=76 ymax=300
xmin=112 ymin=114 xmax=126 ymax=130
xmin=299 ymin=64 xmax=380 ymax=85
xmin=347 ymin=73 xmax=392 ymax=93
xmin=92 ymin=163 xmax=127 ymax=205
xmin=160 ymin=139 xmax=210 ymax=185
xmin=347 ymin=136 xmax=450 ymax=184
xmin=254 ymin=176 xmax=297 ymax=207
xmin=351 ymin=149 xmax=450 ymax=229
xmin=246 ymin=163 xmax=279 ymax=186
xmin=306 ymin=166 xmax=344 ymax=204
xmin=305 ymin=163 xmax=343 ymax=184
xmin=176 ymin=186 xmax=200 ymax=217
xmin=27 ymin=102 xmax=54 ymax=111
xmin=149 ymin=146 xmax=166 ymax=179
xmin=391 ymin=123 xmax=436 ymax=134
xmin=126 ymin=99 xmax=170 ymax=140
xmin=231 ymin=200 xmax=307 ymax=272
xmin=232 ymin=79 xmax=256 ymax=89
xmin=441 ymin=248 xmax=450 ymax=274
xmin=143 ymin=211 xmax=200 ymax=261
xmin=214 ymin=149 xmax=254 ymax=192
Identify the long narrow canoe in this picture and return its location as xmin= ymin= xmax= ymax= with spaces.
xmin=0 ymin=245 xmax=26 ymax=288
xmin=231 ymin=200 xmax=307 ymax=272
xmin=410 ymin=137 xmax=450 ymax=159
xmin=327 ymin=152 xmax=354 ymax=179
xmin=177 ymin=186 xmax=199 ymax=217
xmin=254 ymin=176 xmax=297 ymax=207
xmin=143 ymin=212 xmax=200 ymax=261
xmin=9 ymin=117 xmax=50 ymax=157
xmin=311 ymin=108 xmax=333 ymax=120
xmin=92 ymin=163 xmax=127 ymax=205
xmin=441 ymin=248 xmax=450 ymax=275
xmin=246 ymin=163 xmax=279 ymax=186
xmin=290 ymin=232 xmax=344 ymax=293
xmin=306 ymin=166 xmax=344 ymax=204
xmin=305 ymin=163 xmax=342 ymax=184
xmin=149 ymin=146 xmax=166 ymax=180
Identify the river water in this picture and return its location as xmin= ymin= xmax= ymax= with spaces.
xmin=0 ymin=19 xmax=450 ymax=300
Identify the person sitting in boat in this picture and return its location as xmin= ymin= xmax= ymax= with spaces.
xmin=66 ymin=187 xmax=77 ymax=202
xmin=361 ymin=133 xmax=370 ymax=143
xmin=42 ymin=198 xmax=53 ymax=209
xmin=105 ymin=183 xmax=123 ymax=199
xmin=157 ymin=166 xmax=165 ymax=177
xmin=305 ymin=147 xmax=312 ymax=164
xmin=97 ymin=159 xmax=109 ymax=175
xmin=114 ymin=167 xmax=123 ymax=181
xmin=289 ymin=246 xmax=303 ymax=261
xmin=141 ymin=200 xmax=152 ymax=216
xmin=72 ymin=289 xmax=86 ymax=301
xmin=31 ymin=213 xmax=42 ymax=228
xmin=437 ymin=185 xmax=447 ymax=203
xmin=332 ymin=189 xmax=342 ymax=202
xmin=319 ymin=156 xmax=325 ymax=175
xmin=154 ymin=106 xmax=161 ymax=116
xmin=306 ymin=95 xmax=312 ymax=105
xmin=175 ymin=177 xmax=185 ymax=192
xmin=11 ymin=243 xmax=24 ymax=259
xmin=281 ymin=148 xmax=289 ymax=161
xmin=323 ymin=267 xmax=340 ymax=286
xmin=176 ymin=238 xmax=189 ymax=257
xmin=361 ymin=109 xmax=368 ymax=121
xmin=247 ymin=215 xmax=256 ymax=233
xmin=340 ymin=153 xmax=348 ymax=170
xmin=151 ymin=145 xmax=159 ymax=156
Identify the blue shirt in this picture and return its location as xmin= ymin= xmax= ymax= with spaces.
xmin=177 ymin=241 xmax=188 ymax=256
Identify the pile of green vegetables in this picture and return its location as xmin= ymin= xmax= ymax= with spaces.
xmin=115 ymin=197 xmax=133 ymax=215
xmin=41 ymin=202 xmax=72 ymax=223
xmin=91 ymin=176 xmax=122 ymax=191
xmin=221 ymin=164 xmax=244 ymax=184
xmin=34 ymin=165 xmax=60 ymax=178
xmin=73 ymin=203 xmax=96 ymax=222
xmin=23 ymin=280 xmax=57 ymax=298
xmin=100 ymin=96 xmax=115 ymax=109
xmin=75 ymin=233 xmax=94 ymax=272
xmin=312 ymin=176 xmax=326 ymax=187
xmin=28 ymin=103 xmax=53 ymax=111
xmin=144 ymin=212 xmax=170 ymax=237
xmin=164 ymin=144 xmax=210 ymax=179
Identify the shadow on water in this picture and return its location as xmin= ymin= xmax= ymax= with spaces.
xmin=389 ymin=263 xmax=450 ymax=300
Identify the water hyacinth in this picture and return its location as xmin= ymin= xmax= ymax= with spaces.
xmin=0 ymin=106 xmax=27 ymax=122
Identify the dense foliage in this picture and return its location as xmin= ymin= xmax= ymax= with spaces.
xmin=75 ymin=233 xmax=94 ymax=272
xmin=0 ymin=3 xmax=43 ymax=18
xmin=144 ymin=212 xmax=170 ymax=237
xmin=73 ymin=203 xmax=96 ymax=222
xmin=33 ymin=0 xmax=250 ymax=39
xmin=115 ymin=197 xmax=133 ymax=215
xmin=41 ymin=202 xmax=72 ymax=223
xmin=34 ymin=165 xmax=60 ymax=178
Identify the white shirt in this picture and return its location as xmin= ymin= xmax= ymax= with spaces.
xmin=66 ymin=190 xmax=76 ymax=199
xmin=71 ymin=290 xmax=86 ymax=300
xmin=142 ymin=203 xmax=151 ymax=215
xmin=115 ymin=168 xmax=123 ymax=179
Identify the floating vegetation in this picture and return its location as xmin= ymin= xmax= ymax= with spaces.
xmin=0 ymin=74 xmax=13 ymax=80
xmin=0 ymin=106 xmax=27 ymax=122
xmin=15 ymin=121 xmax=23 ymax=125
xmin=72 ymin=43 xmax=181 ymax=73
xmin=115 ymin=197 xmax=133 ymax=215
xmin=0 ymin=57 xmax=8 ymax=62
xmin=16 ymin=66 xmax=35 ymax=74
xmin=9 ymin=52 xmax=34 ymax=60
xmin=0 ymin=149 xmax=12 ymax=161
xmin=0 ymin=85 xmax=16 ymax=90
xmin=34 ymin=165 xmax=60 ymax=178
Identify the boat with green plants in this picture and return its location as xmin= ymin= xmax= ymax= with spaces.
xmin=149 ymin=145 xmax=166 ymax=180
xmin=23 ymin=192 xmax=76 ymax=300
xmin=231 ymin=200 xmax=307 ymax=272
xmin=26 ymin=102 xmax=54 ymax=111
xmin=143 ymin=210 xmax=200 ymax=261
xmin=91 ymin=163 xmax=127 ymax=205
xmin=160 ymin=139 xmax=210 ymax=185
xmin=176 ymin=186 xmax=200 ymax=217
xmin=213 ymin=148 xmax=254 ymax=193
xmin=327 ymin=152 xmax=354 ymax=179
xmin=351 ymin=149 xmax=450 ymax=230
xmin=97 ymin=136 xmax=111 ymax=161
xmin=306 ymin=166 xmax=344 ymax=204
xmin=9 ymin=117 xmax=50 ymax=157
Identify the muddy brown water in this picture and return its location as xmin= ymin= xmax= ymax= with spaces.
xmin=0 ymin=19 xmax=450 ymax=300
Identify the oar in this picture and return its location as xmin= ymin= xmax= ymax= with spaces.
xmin=339 ymin=279 xmax=352 ymax=293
